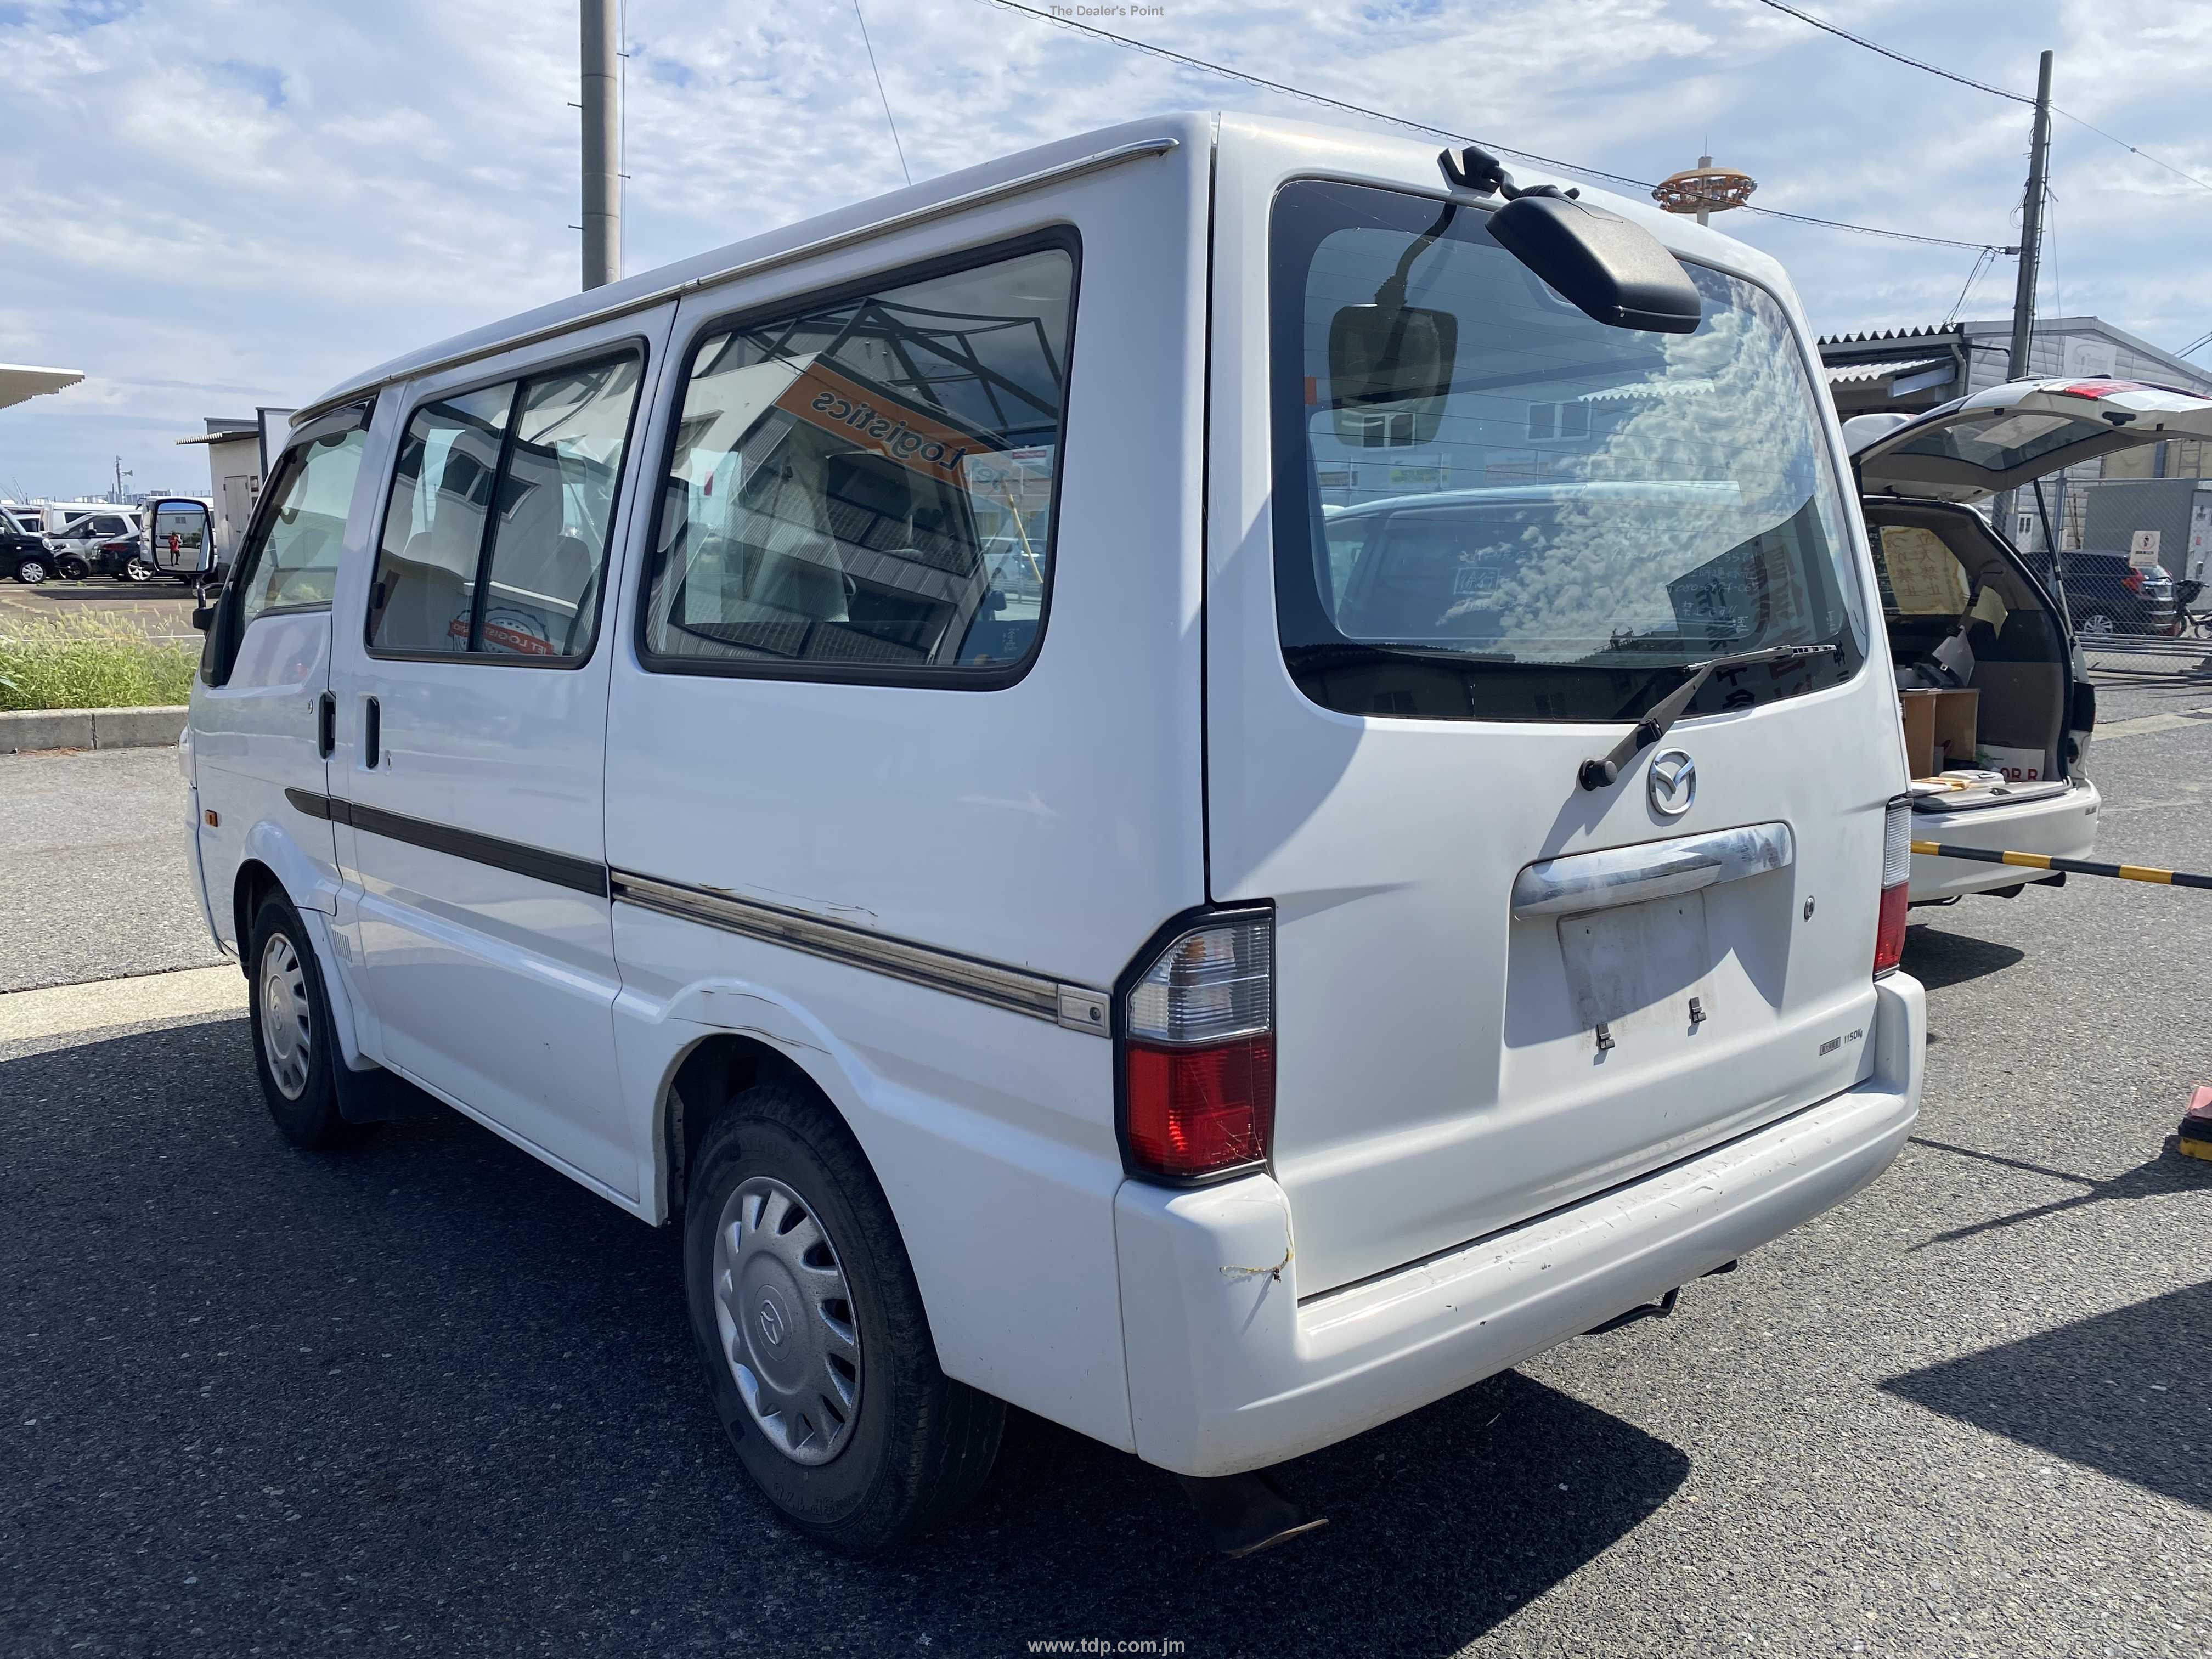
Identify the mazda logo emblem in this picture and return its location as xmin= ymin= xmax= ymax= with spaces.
xmin=757 ymin=1299 xmax=785 ymax=1346
xmin=1647 ymin=749 xmax=1696 ymax=817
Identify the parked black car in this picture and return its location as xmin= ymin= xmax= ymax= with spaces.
xmin=2059 ymin=550 xmax=2179 ymax=636
xmin=5 ymin=528 xmax=61 ymax=585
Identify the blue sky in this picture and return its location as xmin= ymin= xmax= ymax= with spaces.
xmin=1 ymin=0 xmax=2205 ymax=498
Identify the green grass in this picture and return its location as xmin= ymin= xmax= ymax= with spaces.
xmin=0 ymin=613 xmax=198 ymax=712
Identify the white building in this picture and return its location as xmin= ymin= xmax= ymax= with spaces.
xmin=174 ymin=417 xmax=265 ymax=561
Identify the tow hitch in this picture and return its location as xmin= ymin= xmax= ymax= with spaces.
xmin=1582 ymin=1259 xmax=1739 ymax=1336
xmin=1583 ymin=1286 xmax=1680 ymax=1335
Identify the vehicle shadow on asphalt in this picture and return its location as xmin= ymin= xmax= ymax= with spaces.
xmin=1 ymin=1019 xmax=1690 ymax=1657
xmin=1899 ymin=926 xmax=2027 ymax=992
xmin=1902 ymin=1138 xmax=2212 ymax=1251
xmin=1881 ymin=1279 xmax=2212 ymax=1515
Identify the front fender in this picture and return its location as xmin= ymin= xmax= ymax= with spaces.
xmin=241 ymin=815 xmax=342 ymax=918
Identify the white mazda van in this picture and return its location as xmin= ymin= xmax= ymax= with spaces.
xmin=183 ymin=113 xmax=1925 ymax=1556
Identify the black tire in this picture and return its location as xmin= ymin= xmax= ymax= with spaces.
xmin=245 ymin=890 xmax=349 ymax=1149
xmin=683 ymin=1079 xmax=1003 ymax=1555
xmin=56 ymin=554 xmax=89 ymax=582
xmin=14 ymin=556 xmax=47 ymax=585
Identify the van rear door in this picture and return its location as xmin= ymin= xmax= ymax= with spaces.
xmin=1205 ymin=163 xmax=1904 ymax=1299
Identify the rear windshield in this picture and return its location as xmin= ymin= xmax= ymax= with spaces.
xmin=1272 ymin=179 xmax=1869 ymax=723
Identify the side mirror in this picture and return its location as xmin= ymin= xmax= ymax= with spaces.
xmin=191 ymin=604 xmax=217 ymax=633
xmin=1328 ymin=302 xmax=1458 ymax=448
xmin=1487 ymin=192 xmax=1702 ymax=335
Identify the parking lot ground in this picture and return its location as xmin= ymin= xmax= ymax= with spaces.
xmin=2 ymin=719 xmax=2209 ymax=1657
xmin=0 ymin=748 xmax=224 ymax=992
xmin=0 ymin=579 xmax=200 ymax=640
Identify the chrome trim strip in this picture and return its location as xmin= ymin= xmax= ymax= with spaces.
xmin=292 ymin=137 xmax=1180 ymax=427
xmin=1510 ymin=822 xmax=1796 ymax=919
xmin=611 ymin=871 xmax=1113 ymax=1036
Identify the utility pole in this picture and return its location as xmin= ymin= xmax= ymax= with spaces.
xmin=2006 ymin=50 xmax=2054 ymax=383
xmin=1998 ymin=49 xmax=2054 ymax=554
xmin=580 ymin=0 xmax=621 ymax=291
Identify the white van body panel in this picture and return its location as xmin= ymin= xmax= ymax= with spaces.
xmin=599 ymin=113 xmax=1213 ymax=1448
xmin=1203 ymin=116 xmax=1910 ymax=1299
xmin=607 ymin=908 xmax=1140 ymax=1451
xmin=326 ymin=303 xmax=679 ymax=1201
xmin=189 ymin=601 xmax=342 ymax=949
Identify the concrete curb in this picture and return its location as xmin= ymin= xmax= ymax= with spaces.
xmin=0 ymin=705 xmax=188 ymax=755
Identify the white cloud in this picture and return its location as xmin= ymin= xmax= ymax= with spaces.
xmin=0 ymin=0 xmax=2203 ymax=496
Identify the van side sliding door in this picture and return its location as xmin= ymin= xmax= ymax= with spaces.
xmin=324 ymin=304 xmax=676 ymax=1204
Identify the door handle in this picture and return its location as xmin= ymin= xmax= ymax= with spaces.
xmin=316 ymin=691 xmax=336 ymax=759
xmin=363 ymin=696 xmax=381 ymax=769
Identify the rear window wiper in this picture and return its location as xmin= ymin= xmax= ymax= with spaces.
xmin=1577 ymin=642 xmax=1842 ymax=792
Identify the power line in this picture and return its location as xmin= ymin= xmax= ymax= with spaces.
xmin=2051 ymin=108 xmax=2212 ymax=197
xmin=1941 ymin=245 xmax=1996 ymax=329
xmin=1751 ymin=1 xmax=2028 ymax=102
xmin=853 ymin=0 xmax=911 ymax=187
xmin=972 ymin=0 xmax=2008 ymax=252
xmin=1754 ymin=0 xmax=2212 ymax=196
xmin=2177 ymin=329 xmax=2212 ymax=360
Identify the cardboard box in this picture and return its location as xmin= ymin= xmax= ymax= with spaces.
xmin=1899 ymin=688 xmax=1980 ymax=778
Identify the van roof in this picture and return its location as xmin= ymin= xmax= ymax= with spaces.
xmin=297 ymin=110 xmax=1788 ymax=426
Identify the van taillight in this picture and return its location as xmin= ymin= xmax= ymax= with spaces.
xmin=1875 ymin=795 xmax=1911 ymax=978
xmin=1119 ymin=911 xmax=1274 ymax=1182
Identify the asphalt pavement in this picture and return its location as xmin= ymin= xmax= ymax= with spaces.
xmin=0 ymin=747 xmax=224 ymax=992
xmin=2 ymin=691 xmax=2209 ymax=1657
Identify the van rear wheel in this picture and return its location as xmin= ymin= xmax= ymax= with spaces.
xmin=682 ymin=1080 xmax=1003 ymax=1555
xmin=246 ymin=891 xmax=349 ymax=1149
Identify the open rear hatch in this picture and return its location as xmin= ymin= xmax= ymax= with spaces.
xmin=1850 ymin=379 xmax=2212 ymax=806
xmin=1847 ymin=377 xmax=2212 ymax=507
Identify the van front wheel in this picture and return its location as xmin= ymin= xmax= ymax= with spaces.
xmin=682 ymin=1080 xmax=1003 ymax=1554
xmin=246 ymin=891 xmax=348 ymax=1149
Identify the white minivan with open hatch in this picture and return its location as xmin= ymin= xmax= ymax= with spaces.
xmin=184 ymin=112 xmax=1925 ymax=1556
xmin=1844 ymin=377 xmax=2212 ymax=903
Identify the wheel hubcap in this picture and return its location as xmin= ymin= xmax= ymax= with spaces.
xmin=257 ymin=933 xmax=312 ymax=1100
xmin=21 ymin=561 xmax=44 ymax=583
xmin=713 ymin=1175 xmax=861 ymax=1466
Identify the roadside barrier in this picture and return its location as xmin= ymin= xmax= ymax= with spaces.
xmin=1910 ymin=839 xmax=2212 ymax=891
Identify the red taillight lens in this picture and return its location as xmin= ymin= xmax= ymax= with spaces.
xmin=1875 ymin=794 xmax=1911 ymax=977
xmin=2124 ymin=568 xmax=2145 ymax=594
xmin=1119 ymin=912 xmax=1274 ymax=1182
xmin=1125 ymin=1036 xmax=1276 ymax=1178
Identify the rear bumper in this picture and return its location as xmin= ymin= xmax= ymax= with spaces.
xmin=1113 ymin=974 xmax=1925 ymax=1476
xmin=1908 ymin=777 xmax=2100 ymax=901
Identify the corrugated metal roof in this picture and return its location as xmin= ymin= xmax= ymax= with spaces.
xmin=1816 ymin=324 xmax=1963 ymax=347
xmin=1821 ymin=355 xmax=1952 ymax=386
